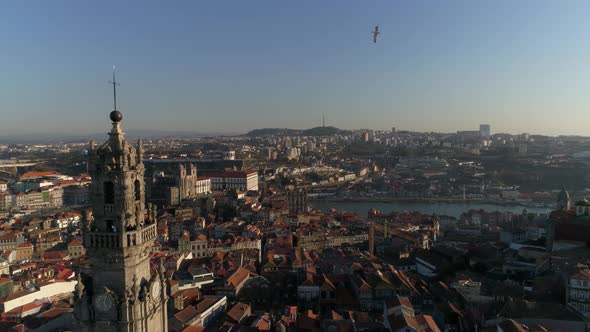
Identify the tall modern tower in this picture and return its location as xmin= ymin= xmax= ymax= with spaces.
xmin=287 ymin=188 xmax=309 ymax=215
xmin=479 ymin=124 xmax=491 ymax=138
xmin=73 ymin=74 xmax=167 ymax=331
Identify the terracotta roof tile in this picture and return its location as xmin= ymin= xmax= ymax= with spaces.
xmin=68 ymin=239 xmax=82 ymax=246
xmin=227 ymin=267 xmax=250 ymax=289
xmin=174 ymin=305 xmax=198 ymax=324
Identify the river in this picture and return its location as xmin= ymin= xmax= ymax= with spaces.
xmin=310 ymin=200 xmax=552 ymax=218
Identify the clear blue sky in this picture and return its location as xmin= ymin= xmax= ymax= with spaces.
xmin=2 ymin=1 xmax=590 ymax=136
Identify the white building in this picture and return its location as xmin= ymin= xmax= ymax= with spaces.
xmin=208 ymin=170 xmax=258 ymax=192
xmin=567 ymin=264 xmax=590 ymax=317
xmin=1 ymin=280 xmax=77 ymax=312
xmin=0 ymin=233 xmax=25 ymax=251
xmin=177 ymin=266 xmax=215 ymax=291
xmin=223 ymin=151 xmax=236 ymax=160
xmin=195 ymin=177 xmax=212 ymax=195
xmin=480 ymin=124 xmax=491 ymax=138
xmin=178 ymin=233 xmax=209 ymax=258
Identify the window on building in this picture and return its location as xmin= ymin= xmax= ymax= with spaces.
xmin=104 ymin=181 xmax=115 ymax=204
xmin=134 ymin=179 xmax=141 ymax=201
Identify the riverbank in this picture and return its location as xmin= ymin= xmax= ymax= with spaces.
xmin=310 ymin=198 xmax=553 ymax=218
xmin=310 ymin=196 xmax=553 ymax=208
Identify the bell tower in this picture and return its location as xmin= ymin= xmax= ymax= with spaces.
xmin=74 ymin=70 xmax=167 ymax=331
xmin=557 ymin=186 xmax=571 ymax=211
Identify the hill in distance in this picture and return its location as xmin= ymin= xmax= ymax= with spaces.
xmin=246 ymin=126 xmax=347 ymax=137
xmin=0 ymin=129 xmax=234 ymax=145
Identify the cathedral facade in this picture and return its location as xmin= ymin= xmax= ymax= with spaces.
xmin=73 ymin=109 xmax=168 ymax=331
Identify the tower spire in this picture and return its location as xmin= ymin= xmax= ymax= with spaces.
xmin=322 ymin=113 xmax=325 ymax=128
xmin=108 ymin=65 xmax=120 ymax=111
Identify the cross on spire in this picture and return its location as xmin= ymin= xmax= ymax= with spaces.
xmin=108 ymin=65 xmax=120 ymax=111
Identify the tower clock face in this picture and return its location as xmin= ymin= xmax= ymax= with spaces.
xmin=95 ymin=293 xmax=114 ymax=312
xmin=151 ymin=281 xmax=161 ymax=300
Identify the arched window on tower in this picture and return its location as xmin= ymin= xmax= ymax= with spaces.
xmin=134 ymin=179 xmax=141 ymax=201
xmin=104 ymin=181 xmax=115 ymax=204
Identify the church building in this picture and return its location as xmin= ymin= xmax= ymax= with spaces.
xmin=73 ymin=81 xmax=168 ymax=331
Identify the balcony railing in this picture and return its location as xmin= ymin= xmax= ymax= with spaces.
xmin=104 ymin=204 xmax=115 ymax=215
xmin=88 ymin=222 xmax=157 ymax=249
xmin=88 ymin=232 xmax=121 ymax=249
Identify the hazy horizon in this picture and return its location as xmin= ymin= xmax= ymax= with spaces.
xmin=3 ymin=1 xmax=590 ymax=136
xmin=1 ymin=125 xmax=587 ymax=145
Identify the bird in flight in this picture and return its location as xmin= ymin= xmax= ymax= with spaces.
xmin=372 ymin=25 xmax=380 ymax=43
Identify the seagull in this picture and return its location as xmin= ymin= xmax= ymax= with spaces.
xmin=372 ymin=25 xmax=380 ymax=43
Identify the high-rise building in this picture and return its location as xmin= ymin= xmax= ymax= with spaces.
xmin=73 ymin=109 xmax=168 ymax=331
xmin=287 ymin=188 xmax=309 ymax=215
xmin=479 ymin=124 xmax=491 ymax=138
xmin=362 ymin=132 xmax=370 ymax=142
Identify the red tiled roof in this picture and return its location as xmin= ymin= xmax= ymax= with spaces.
xmin=415 ymin=314 xmax=441 ymax=332
xmin=38 ymin=307 xmax=72 ymax=319
xmin=398 ymin=296 xmax=413 ymax=309
xmin=227 ymin=302 xmax=250 ymax=323
xmin=68 ymin=239 xmax=82 ymax=246
xmin=0 ymin=234 xmax=17 ymax=241
xmin=227 ymin=267 xmax=249 ymax=289
xmin=571 ymin=268 xmax=590 ymax=281
xmin=42 ymin=251 xmax=69 ymax=261
xmin=182 ymin=326 xmax=203 ymax=332
xmin=195 ymin=297 xmax=222 ymax=314
xmin=174 ymin=305 xmax=198 ymax=324
xmin=331 ymin=310 xmax=343 ymax=320
xmin=55 ymin=268 xmax=74 ymax=281
xmin=21 ymin=171 xmax=61 ymax=179
xmin=254 ymin=314 xmax=271 ymax=330
xmin=297 ymin=310 xmax=320 ymax=330
xmin=180 ymin=288 xmax=200 ymax=305
xmin=6 ymin=301 xmax=43 ymax=314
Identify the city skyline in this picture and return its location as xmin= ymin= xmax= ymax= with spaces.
xmin=3 ymin=1 xmax=590 ymax=136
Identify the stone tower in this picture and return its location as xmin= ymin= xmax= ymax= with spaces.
xmin=557 ymin=186 xmax=571 ymax=211
xmin=368 ymin=222 xmax=375 ymax=256
xmin=73 ymin=110 xmax=168 ymax=331
xmin=178 ymin=163 xmax=198 ymax=200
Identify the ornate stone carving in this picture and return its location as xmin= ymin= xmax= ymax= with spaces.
xmin=76 ymin=109 xmax=167 ymax=331
xmin=74 ymin=271 xmax=86 ymax=300
xmin=104 ymin=253 xmax=123 ymax=264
